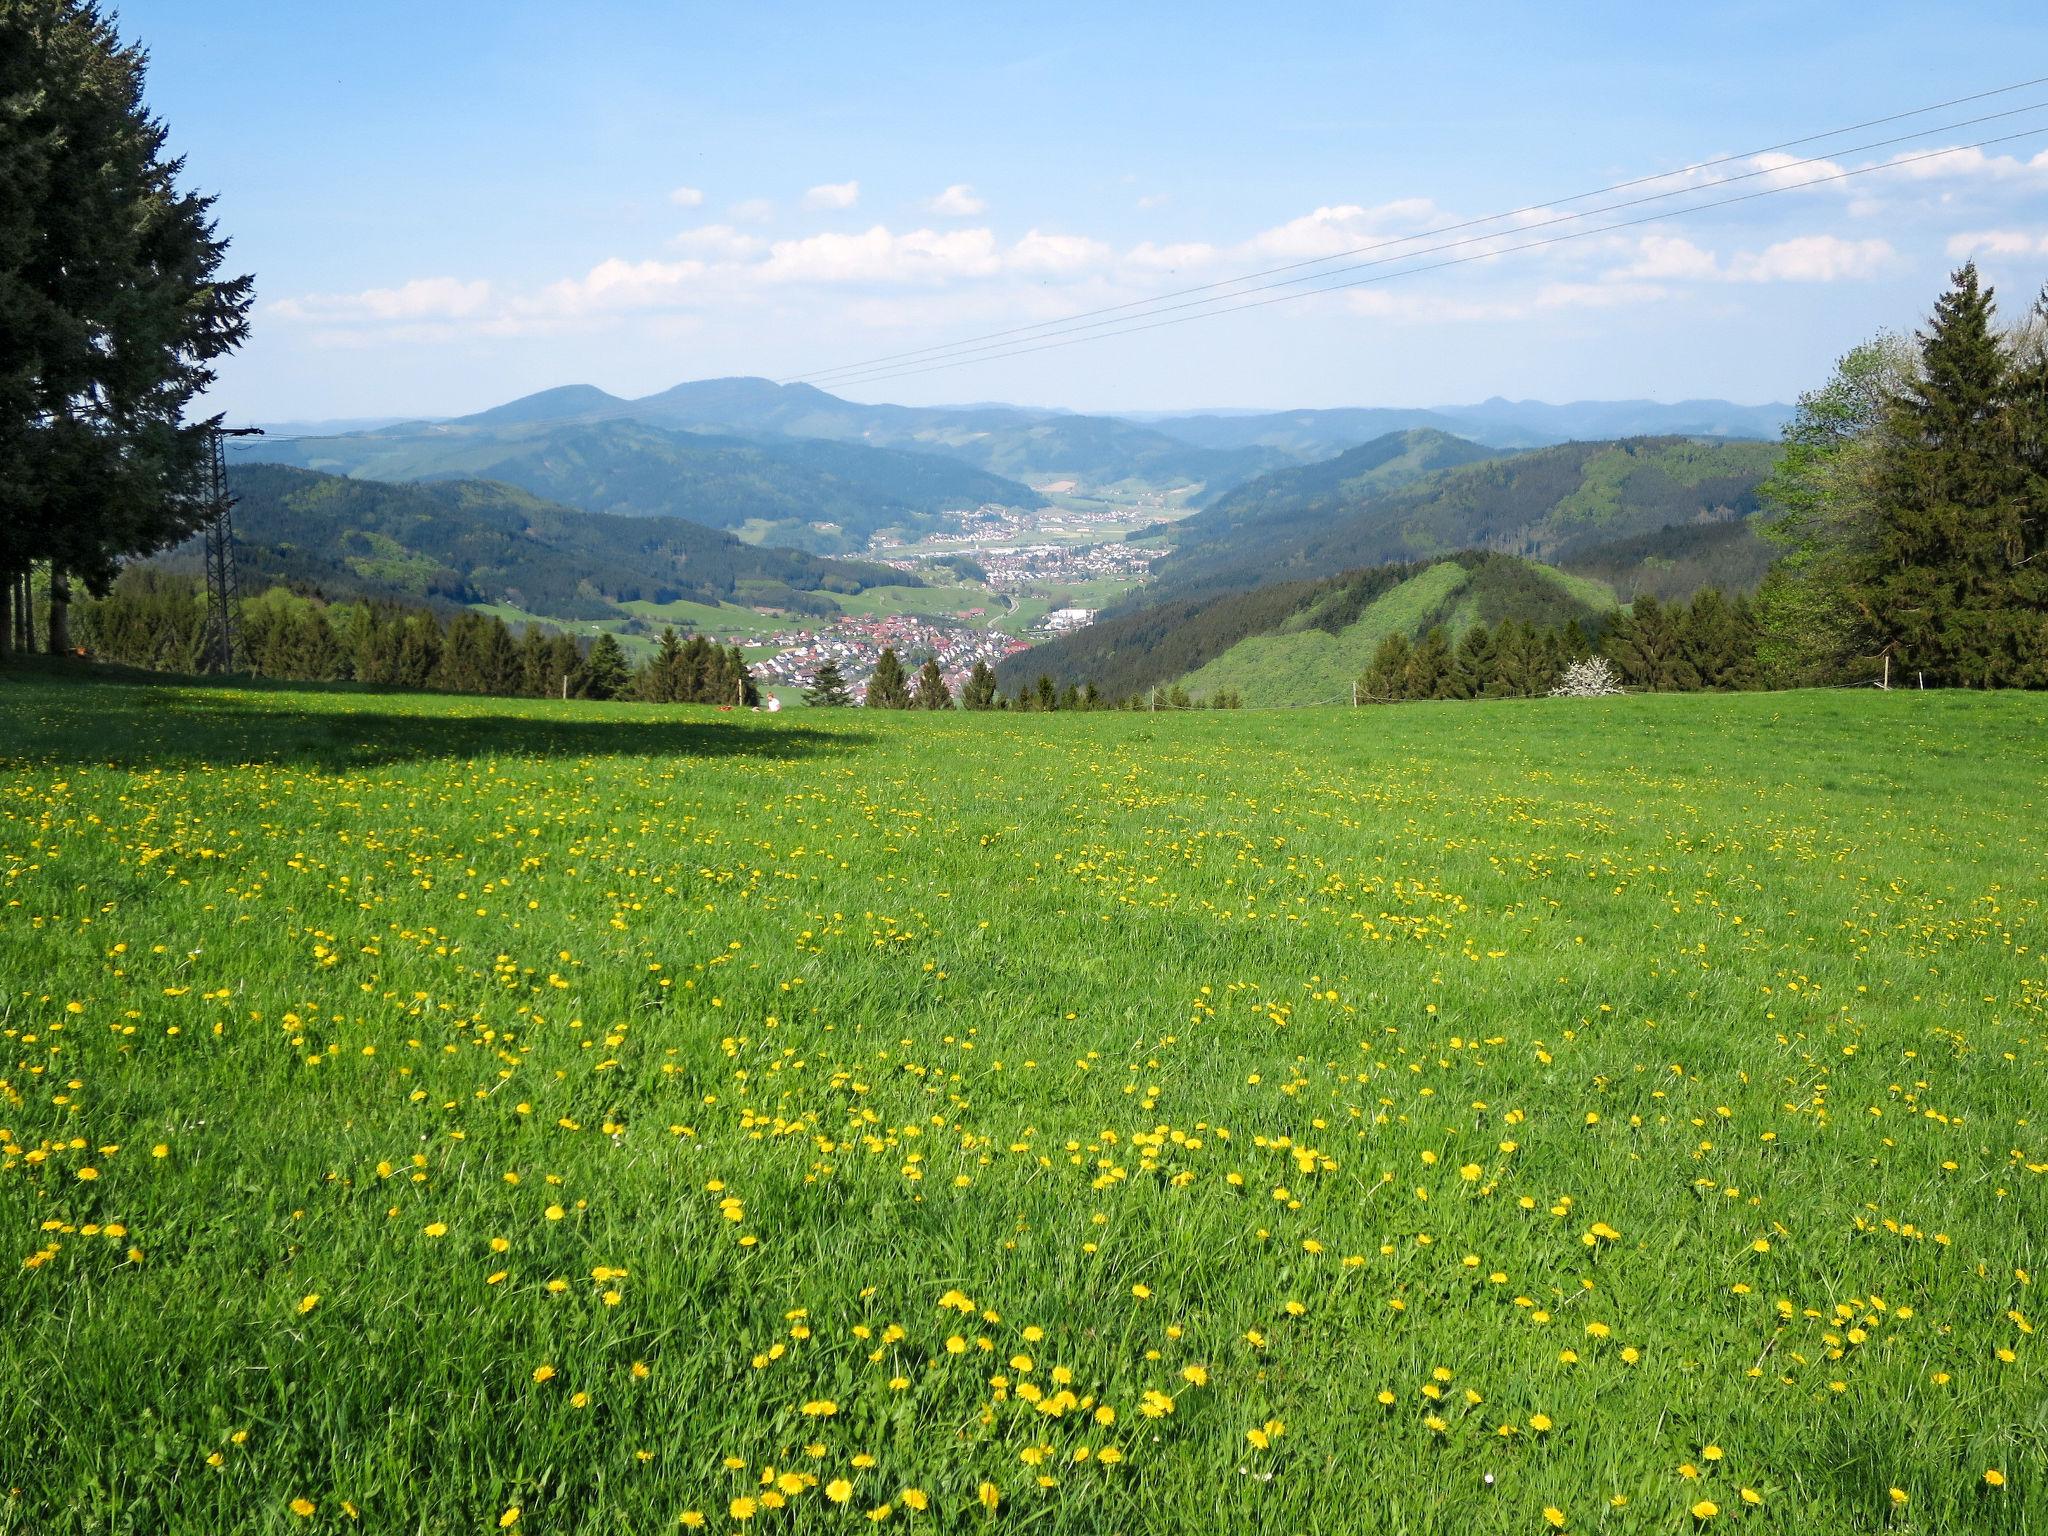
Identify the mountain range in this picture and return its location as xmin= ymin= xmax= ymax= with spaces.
xmin=239 ymin=377 xmax=1793 ymax=524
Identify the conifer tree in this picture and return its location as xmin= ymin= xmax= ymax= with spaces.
xmin=640 ymin=626 xmax=685 ymax=702
xmin=1874 ymin=262 xmax=2043 ymax=685
xmin=394 ymin=612 xmax=442 ymax=689
xmin=1604 ymin=595 xmax=1693 ymax=690
xmin=1361 ymin=631 xmax=1411 ymax=702
xmin=961 ymin=660 xmax=998 ymax=710
xmin=1404 ymin=626 xmax=1453 ymax=698
xmin=913 ymin=657 xmax=952 ymax=709
xmin=579 ymin=633 xmax=629 ymax=700
xmin=803 ymin=658 xmax=853 ymax=707
xmin=865 ymin=647 xmax=912 ymax=709
xmin=1037 ymin=675 xmax=1059 ymax=711
xmin=2 ymin=3 xmax=255 ymax=654
xmin=1449 ymin=623 xmax=1495 ymax=699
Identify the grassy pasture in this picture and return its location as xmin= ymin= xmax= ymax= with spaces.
xmin=1 ymin=669 xmax=2043 ymax=1534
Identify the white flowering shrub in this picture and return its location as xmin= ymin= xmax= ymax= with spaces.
xmin=1550 ymin=656 xmax=1625 ymax=698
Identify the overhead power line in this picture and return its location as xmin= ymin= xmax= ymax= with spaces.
xmin=786 ymin=78 xmax=2048 ymax=390
xmin=800 ymin=123 xmax=2048 ymax=391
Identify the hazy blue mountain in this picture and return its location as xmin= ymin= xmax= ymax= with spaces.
xmin=456 ymin=383 xmax=630 ymax=426
xmin=611 ymin=377 xmax=1291 ymax=492
xmin=1433 ymin=396 xmax=1793 ymax=444
xmin=1138 ymin=397 xmax=1791 ymax=455
xmin=230 ymin=417 xmax=1042 ymax=555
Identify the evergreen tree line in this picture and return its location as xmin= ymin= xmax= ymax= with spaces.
xmin=804 ymin=650 xmax=1242 ymax=712
xmin=68 ymin=569 xmax=777 ymax=705
xmin=1358 ymin=590 xmax=1761 ymax=703
xmin=1753 ymin=262 xmax=2048 ymax=688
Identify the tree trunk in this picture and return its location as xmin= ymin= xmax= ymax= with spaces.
xmin=47 ymin=566 xmax=71 ymax=656
xmin=0 ymin=571 xmax=12 ymax=663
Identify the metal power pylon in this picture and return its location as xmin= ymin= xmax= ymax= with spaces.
xmin=198 ymin=425 xmax=264 ymax=673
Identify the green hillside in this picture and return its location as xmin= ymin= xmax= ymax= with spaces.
xmin=198 ymin=464 xmax=915 ymax=620
xmin=1003 ymin=550 xmax=1616 ymax=701
xmin=233 ymin=418 xmax=1045 ymax=555
xmin=1177 ymin=427 xmax=1499 ymax=517
xmin=1177 ymin=556 xmax=1616 ymax=705
xmin=1153 ymin=435 xmax=1780 ymax=599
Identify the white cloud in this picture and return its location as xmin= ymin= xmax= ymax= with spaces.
xmin=928 ymin=183 xmax=987 ymax=217
xmin=762 ymin=225 xmax=1002 ymax=283
xmin=668 ymin=224 xmax=766 ymax=260
xmin=1726 ymin=235 xmax=1892 ymax=283
xmin=1746 ymin=151 xmax=1849 ymax=191
xmin=1607 ymin=235 xmax=1721 ymax=282
xmin=668 ymin=185 xmax=705 ymax=207
xmin=1243 ymin=200 xmax=1449 ymax=260
xmin=1598 ymin=232 xmax=1893 ymax=286
xmin=1884 ymin=144 xmax=2048 ymax=182
xmin=730 ymin=198 xmax=775 ymax=223
xmin=1126 ymin=240 xmax=1222 ymax=270
xmin=1009 ymin=229 xmax=1113 ymax=274
xmin=803 ymin=180 xmax=861 ymax=211
xmin=1946 ymin=228 xmax=2048 ymax=258
xmin=270 ymin=276 xmax=492 ymax=324
xmin=534 ymin=257 xmax=707 ymax=316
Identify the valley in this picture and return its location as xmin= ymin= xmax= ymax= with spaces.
xmin=210 ymin=378 xmax=1792 ymax=703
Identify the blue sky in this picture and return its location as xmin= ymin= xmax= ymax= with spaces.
xmin=118 ymin=0 xmax=2048 ymax=420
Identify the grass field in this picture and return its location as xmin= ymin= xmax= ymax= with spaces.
xmin=2 ymin=669 xmax=2043 ymax=1534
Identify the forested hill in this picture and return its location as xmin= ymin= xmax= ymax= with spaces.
xmin=1003 ymin=550 xmax=1616 ymax=703
xmin=232 ymin=419 xmax=1044 ymax=556
xmin=200 ymin=464 xmax=916 ymax=619
xmin=1172 ymin=427 xmax=1501 ymax=520
xmin=1147 ymin=435 xmax=1780 ymax=600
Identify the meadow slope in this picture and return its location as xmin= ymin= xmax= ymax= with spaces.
xmin=1 ymin=673 xmax=2043 ymax=1534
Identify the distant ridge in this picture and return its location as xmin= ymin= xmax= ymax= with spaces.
xmin=456 ymin=383 xmax=629 ymax=426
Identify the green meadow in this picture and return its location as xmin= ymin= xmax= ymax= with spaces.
xmin=1 ymin=669 xmax=2042 ymax=1534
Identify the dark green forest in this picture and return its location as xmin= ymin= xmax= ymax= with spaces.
xmin=235 ymin=419 xmax=1044 ymax=554
xmin=1148 ymin=434 xmax=1780 ymax=600
xmin=185 ymin=464 xmax=915 ymax=619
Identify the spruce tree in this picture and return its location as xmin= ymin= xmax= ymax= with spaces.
xmin=1037 ymin=675 xmax=1059 ymax=711
xmin=865 ymin=647 xmax=912 ymax=709
xmin=803 ymin=658 xmax=853 ymax=707
xmin=726 ymin=644 xmax=761 ymax=706
xmin=1361 ymin=631 xmax=1411 ymax=702
xmin=0 ymin=1 xmax=253 ymax=654
xmin=478 ymin=618 xmax=523 ymax=695
xmin=1604 ymin=596 xmax=1694 ymax=691
xmin=961 ymin=660 xmax=998 ymax=710
xmin=1404 ymin=627 xmax=1453 ymax=698
xmin=913 ymin=657 xmax=952 ymax=709
xmin=1875 ymin=262 xmax=2035 ymax=685
xmin=1450 ymin=623 xmax=1496 ymax=699
xmin=395 ymin=612 xmax=443 ymax=689
xmin=641 ymin=626 xmax=685 ymax=703
xmin=579 ymin=633 xmax=629 ymax=700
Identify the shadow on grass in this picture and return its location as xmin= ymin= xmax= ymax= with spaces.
xmin=1 ymin=662 xmax=865 ymax=771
